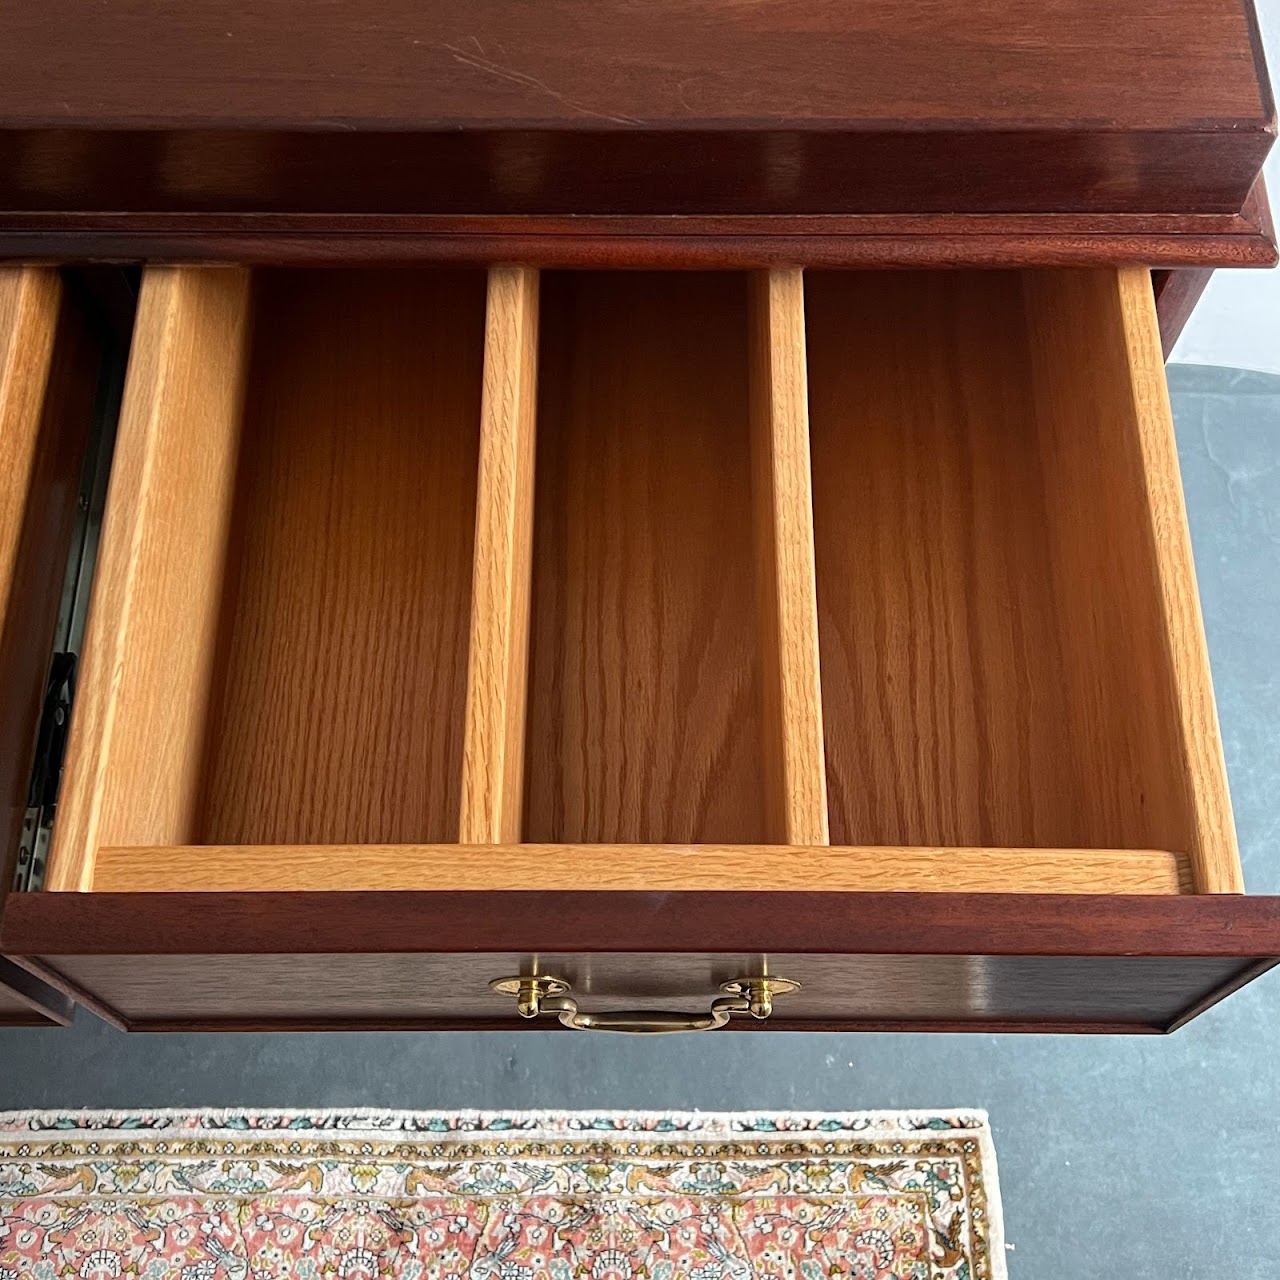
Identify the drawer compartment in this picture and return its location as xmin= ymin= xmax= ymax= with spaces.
xmin=806 ymin=269 xmax=1236 ymax=893
xmin=6 ymin=262 xmax=1270 ymax=1033
xmin=47 ymin=268 xmax=486 ymax=883
xmin=526 ymin=272 xmax=767 ymax=844
xmin=196 ymin=270 xmax=483 ymax=847
xmin=44 ymin=266 xmax=1235 ymax=895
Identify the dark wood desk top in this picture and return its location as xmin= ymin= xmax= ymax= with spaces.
xmin=0 ymin=0 xmax=1269 ymax=134
xmin=0 ymin=0 xmax=1274 ymax=263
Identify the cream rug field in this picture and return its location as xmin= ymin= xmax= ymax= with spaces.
xmin=0 ymin=1110 xmax=1004 ymax=1280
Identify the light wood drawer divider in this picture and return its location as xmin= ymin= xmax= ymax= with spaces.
xmin=89 ymin=841 xmax=1190 ymax=894
xmin=459 ymin=266 xmax=541 ymax=845
xmin=750 ymin=269 xmax=829 ymax=845
xmin=47 ymin=267 xmax=253 ymax=892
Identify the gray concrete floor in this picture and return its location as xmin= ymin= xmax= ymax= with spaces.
xmin=2 ymin=363 xmax=1278 ymax=1279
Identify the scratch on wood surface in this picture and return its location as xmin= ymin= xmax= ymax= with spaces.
xmin=444 ymin=44 xmax=641 ymax=125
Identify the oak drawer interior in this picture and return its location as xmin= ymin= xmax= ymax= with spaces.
xmin=198 ymin=270 xmax=483 ymax=846
xmin=808 ymin=271 xmax=1206 ymax=856
xmin=527 ymin=272 xmax=767 ymax=843
xmin=40 ymin=265 xmax=1240 ymax=899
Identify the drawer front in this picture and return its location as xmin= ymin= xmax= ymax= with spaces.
xmin=3 ymin=261 xmax=1278 ymax=1034
xmin=5 ymin=890 xmax=1279 ymax=1033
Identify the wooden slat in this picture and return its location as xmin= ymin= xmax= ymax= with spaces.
xmin=1118 ymin=266 xmax=1241 ymax=893
xmin=749 ymin=269 xmax=828 ymax=845
xmin=92 ymin=843 xmax=1192 ymax=896
xmin=459 ymin=267 xmax=540 ymax=843
xmin=0 ymin=271 xmax=61 ymax=584
xmin=45 ymin=267 xmax=252 ymax=891
xmin=0 ymin=268 xmax=61 ymax=898
xmin=1021 ymin=267 xmax=1242 ymax=894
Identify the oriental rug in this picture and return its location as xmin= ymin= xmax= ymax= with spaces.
xmin=0 ymin=1110 xmax=1004 ymax=1280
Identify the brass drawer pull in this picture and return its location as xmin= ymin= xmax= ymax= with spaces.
xmin=489 ymin=974 xmax=799 ymax=1034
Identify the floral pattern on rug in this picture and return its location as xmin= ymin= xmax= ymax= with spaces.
xmin=0 ymin=1111 xmax=1003 ymax=1280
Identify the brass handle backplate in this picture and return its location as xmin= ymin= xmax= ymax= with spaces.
xmin=489 ymin=974 xmax=800 ymax=1034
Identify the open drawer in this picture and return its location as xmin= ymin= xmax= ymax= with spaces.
xmin=3 ymin=262 xmax=1279 ymax=1033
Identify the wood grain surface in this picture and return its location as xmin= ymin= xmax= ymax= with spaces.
xmin=30 ymin=950 xmax=1254 ymax=1030
xmin=525 ymin=272 xmax=768 ymax=843
xmin=1117 ymin=267 xmax=1241 ymax=891
xmin=749 ymin=270 xmax=827 ymax=845
xmin=90 ymin=843 xmax=1191 ymax=895
xmin=14 ymin=888 xmax=1280 ymax=957
xmin=806 ymin=268 xmax=1244 ymax=898
xmin=0 ymin=0 xmax=1271 ymax=223
xmin=1153 ymin=267 xmax=1216 ymax=356
xmin=0 ymin=272 xmax=60 ymax=578
xmin=0 ymin=268 xmax=62 ymax=895
xmin=1 ymin=0 xmax=1265 ymax=127
xmin=1022 ymin=268 xmax=1241 ymax=892
xmin=459 ymin=267 xmax=540 ymax=844
xmin=46 ymin=267 xmax=252 ymax=891
xmin=0 ymin=209 xmax=1274 ymax=271
xmin=810 ymin=271 xmax=1084 ymax=849
xmin=10 ymin=258 xmax=1263 ymax=1031
xmin=9 ymin=889 xmax=1280 ymax=1030
xmin=1021 ymin=268 xmax=1197 ymax=867
xmin=196 ymin=270 xmax=485 ymax=846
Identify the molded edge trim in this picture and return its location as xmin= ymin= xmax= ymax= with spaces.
xmin=7 ymin=890 xmax=1280 ymax=957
